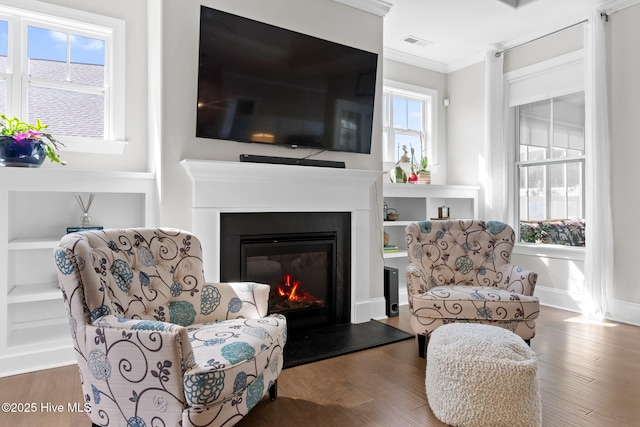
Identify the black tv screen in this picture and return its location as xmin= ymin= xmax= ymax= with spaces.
xmin=196 ymin=6 xmax=378 ymax=154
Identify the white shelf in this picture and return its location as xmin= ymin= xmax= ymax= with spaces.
xmin=383 ymin=220 xmax=413 ymax=227
xmin=8 ymin=318 xmax=70 ymax=349
xmin=384 ymin=250 xmax=408 ymax=259
xmin=8 ymin=237 xmax=60 ymax=250
xmin=8 ymin=282 xmax=62 ymax=304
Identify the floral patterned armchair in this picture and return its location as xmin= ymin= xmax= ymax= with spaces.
xmin=405 ymin=220 xmax=539 ymax=357
xmin=54 ymin=228 xmax=287 ymax=426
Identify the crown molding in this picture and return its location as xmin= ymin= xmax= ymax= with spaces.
xmin=445 ymin=52 xmax=486 ymax=74
xmin=383 ymin=47 xmax=448 ymax=73
xmin=600 ymin=0 xmax=640 ymax=13
xmin=332 ymin=0 xmax=393 ymax=17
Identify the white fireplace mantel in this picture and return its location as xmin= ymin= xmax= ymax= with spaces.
xmin=181 ymin=159 xmax=382 ymax=323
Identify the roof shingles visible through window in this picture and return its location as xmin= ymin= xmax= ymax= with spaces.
xmin=23 ymin=59 xmax=105 ymax=138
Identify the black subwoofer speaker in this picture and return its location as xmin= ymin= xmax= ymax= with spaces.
xmin=384 ymin=266 xmax=399 ymax=317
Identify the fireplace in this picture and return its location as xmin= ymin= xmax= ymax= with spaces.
xmin=220 ymin=212 xmax=350 ymax=331
xmin=181 ymin=159 xmax=381 ymax=324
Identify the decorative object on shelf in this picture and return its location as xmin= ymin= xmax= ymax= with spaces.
xmin=66 ymin=226 xmax=104 ymax=233
xmin=386 ymin=208 xmax=399 ymax=221
xmin=416 ymin=151 xmax=430 ymax=184
xmin=75 ymin=193 xmax=96 ymax=227
xmin=438 ymin=205 xmax=450 ymax=219
xmin=384 ymin=229 xmax=399 ymax=251
xmin=0 ymin=136 xmax=46 ymax=168
xmin=408 ymin=147 xmax=419 ymax=184
xmin=418 ymin=170 xmax=431 ymax=184
xmin=0 ymin=115 xmax=65 ymax=167
xmin=383 ymin=202 xmax=388 ymax=220
xmin=399 ymin=145 xmax=410 ymax=163
xmin=390 ymin=163 xmax=407 ymax=183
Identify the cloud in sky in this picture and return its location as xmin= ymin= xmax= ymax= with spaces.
xmin=29 ymin=27 xmax=105 ymax=65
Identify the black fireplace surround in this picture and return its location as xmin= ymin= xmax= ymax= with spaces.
xmin=219 ymin=212 xmax=351 ymax=331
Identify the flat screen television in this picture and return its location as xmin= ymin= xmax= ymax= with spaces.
xmin=196 ymin=6 xmax=378 ymax=154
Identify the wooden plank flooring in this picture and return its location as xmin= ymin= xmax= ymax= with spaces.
xmin=0 ymin=305 xmax=638 ymax=426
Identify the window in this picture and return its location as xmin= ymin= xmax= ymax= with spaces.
xmin=27 ymin=25 xmax=106 ymax=138
xmin=0 ymin=2 xmax=125 ymax=154
xmin=382 ymin=80 xmax=436 ymax=167
xmin=516 ymin=92 xmax=586 ymax=245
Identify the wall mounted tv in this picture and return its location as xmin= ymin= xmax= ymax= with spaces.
xmin=196 ymin=6 xmax=378 ymax=154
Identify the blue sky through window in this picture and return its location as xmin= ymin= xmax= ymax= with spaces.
xmin=28 ymin=26 xmax=104 ymax=65
xmin=0 ymin=21 xmax=7 ymax=57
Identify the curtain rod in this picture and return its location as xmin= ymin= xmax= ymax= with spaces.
xmin=495 ymin=12 xmax=609 ymax=58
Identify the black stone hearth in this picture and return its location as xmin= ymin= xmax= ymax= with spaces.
xmin=282 ymin=320 xmax=414 ymax=368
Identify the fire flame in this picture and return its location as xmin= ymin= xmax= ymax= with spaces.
xmin=277 ymin=274 xmax=316 ymax=302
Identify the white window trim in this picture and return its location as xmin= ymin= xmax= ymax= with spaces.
xmin=505 ymin=50 xmax=586 ymax=261
xmin=0 ymin=0 xmax=126 ymax=154
xmin=382 ymin=78 xmax=438 ymax=173
xmin=513 ymin=242 xmax=585 ymax=262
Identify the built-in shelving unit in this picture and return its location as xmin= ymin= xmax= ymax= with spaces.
xmin=0 ymin=167 xmax=155 ymax=377
xmin=383 ymin=183 xmax=480 ymax=304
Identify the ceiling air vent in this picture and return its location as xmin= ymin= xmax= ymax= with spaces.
xmin=496 ymin=0 xmax=539 ymax=9
xmin=402 ymin=35 xmax=432 ymax=48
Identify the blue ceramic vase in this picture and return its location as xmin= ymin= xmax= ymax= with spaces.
xmin=0 ymin=136 xmax=46 ymax=168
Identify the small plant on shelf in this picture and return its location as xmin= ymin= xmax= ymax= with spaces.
xmin=0 ymin=114 xmax=65 ymax=165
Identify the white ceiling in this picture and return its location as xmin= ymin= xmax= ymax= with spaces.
xmin=382 ymin=0 xmax=623 ymax=72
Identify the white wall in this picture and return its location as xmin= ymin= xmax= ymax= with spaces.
xmin=503 ymin=24 xmax=583 ymax=73
xmin=445 ymin=62 xmax=485 ymax=191
xmin=608 ymin=3 xmax=640 ymax=307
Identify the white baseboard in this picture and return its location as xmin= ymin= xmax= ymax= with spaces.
xmin=535 ymin=285 xmax=640 ymax=327
xmin=533 ymin=285 xmax=583 ymax=313
xmin=0 ymin=347 xmax=75 ymax=378
xmin=370 ymin=289 xmax=410 ymax=320
xmin=370 ymin=296 xmax=388 ymax=320
xmin=608 ymin=299 xmax=640 ymax=327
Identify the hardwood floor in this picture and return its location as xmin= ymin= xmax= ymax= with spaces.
xmin=1 ymin=305 xmax=639 ymax=426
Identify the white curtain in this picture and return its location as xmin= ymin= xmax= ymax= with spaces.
xmin=583 ymin=9 xmax=613 ymax=319
xmin=484 ymin=50 xmax=508 ymax=223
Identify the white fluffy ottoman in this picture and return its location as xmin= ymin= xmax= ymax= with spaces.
xmin=425 ymin=323 xmax=541 ymax=427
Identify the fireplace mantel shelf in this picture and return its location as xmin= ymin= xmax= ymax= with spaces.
xmin=181 ymin=159 xmax=383 ymax=212
xmin=181 ymin=159 xmax=383 ymax=185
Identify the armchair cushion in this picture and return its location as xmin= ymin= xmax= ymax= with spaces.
xmin=185 ymin=315 xmax=286 ymax=407
xmin=411 ymin=285 xmax=540 ymax=321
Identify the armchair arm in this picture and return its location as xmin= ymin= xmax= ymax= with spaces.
xmin=406 ymin=263 xmax=429 ymax=297
xmin=82 ymin=317 xmax=195 ymax=424
xmin=201 ymin=281 xmax=271 ymax=322
xmin=93 ymin=315 xmax=196 ymax=372
xmin=502 ymin=264 xmax=538 ymax=296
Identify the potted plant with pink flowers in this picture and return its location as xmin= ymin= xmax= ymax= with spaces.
xmin=0 ymin=114 xmax=65 ymax=167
